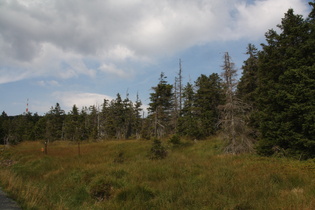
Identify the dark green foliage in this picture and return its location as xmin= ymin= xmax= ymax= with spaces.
xmin=194 ymin=73 xmax=223 ymax=137
xmin=237 ymin=44 xmax=259 ymax=104
xmin=0 ymin=112 xmax=42 ymax=144
xmin=149 ymin=139 xmax=167 ymax=160
xmin=0 ymin=112 xmax=8 ymax=144
xmin=255 ymin=6 xmax=315 ymax=158
xmin=0 ymin=94 xmax=144 ymax=143
xmin=148 ymin=72 xmax=174 ymax=138
xmin=178 ymin=73 xmax=224 ymax=139
xmin=64 ymin=105 xmax=83 ymax=141
xmin=45 ymin=103 xmax=65 ymax=141
xmin=177 ymin=82 xmax=201 ymax=139
xmin=168 ymin=134 xmax=181 ymax=146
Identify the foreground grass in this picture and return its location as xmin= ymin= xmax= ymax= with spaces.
xmin=0 ymin=138 xmax=315 ymax=209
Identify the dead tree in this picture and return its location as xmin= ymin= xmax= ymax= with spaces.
xmin=219 ymin=52 xmax=254 ymax=154
xmin=173 ymin=59 xmax=183 ymax=131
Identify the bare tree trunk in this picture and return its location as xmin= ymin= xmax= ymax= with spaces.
xmin=173 ymin=59 xmax=183 ymax=132
xmin=4 ymin=136 xmax=9 ymax=149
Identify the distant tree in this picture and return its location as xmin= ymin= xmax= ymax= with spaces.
xmin=148 ymin=72 xmax=174 ymax=138
xmin=133 ymin=93 xmax=143 ymax=139
xmin=79 ymin=107 xmax=89 ymax=140
xmin=64 ymin=105 xmax=80 ymax=141
xmin=88 ymin=105 xmax=100 ymax=140
xmin=122 ymin=95 xmax=134 ymax=139
xmin=102 ymin=100 xmax=116 ymax=139
xmin=99 ymin=99 xmax=110 ymax=139
xmin=45 ymin=103 xmax=65 ymax=141
xmin=99 ymin=93 xmax=141 ymax=140
xmin=112 ymin=93 xmax=125 ymax=139
xmin=33 ymin=117 xmax=47 ymax=140
xmin=0 ymin=111 xmax=9 ymax=145
xmin=177 ymin=82 xmax=199 ymax=138
xmin=194 ymin=73 xmax=223 ymax=138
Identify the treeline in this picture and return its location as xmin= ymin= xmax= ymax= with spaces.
xmin=0 ymin=94 xmax=143 ymax=144
xmin=1 ymin=2 xmax=315 ymax=159
xmin=0 ymin=70 xmax=223 ymax=144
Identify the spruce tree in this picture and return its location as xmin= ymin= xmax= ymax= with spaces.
xmin=45 ymin=103 xmax=65 ymax=141
xmin=178 ymin=82 xmax=199 ymax=138
xmin=256 ymin=6 xmax=315 ymax=158
xmin=148 ymin=72 xmax=174 ymax=138
xmin=64 ymin=105 xmax=80 ymax=141
xmin=195 ymin=73 xmax=223 ymax=137
xmin=237 ymin=43 xmax=259 ymax=104
xmin=134 ymin=93 xmax=143 ymax=139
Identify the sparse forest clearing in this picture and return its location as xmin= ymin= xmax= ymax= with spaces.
xmin=1 ymin=138 xmax=315 ymax=209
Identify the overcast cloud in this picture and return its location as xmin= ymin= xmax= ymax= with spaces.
xmin=0 ymin=0 xmax=309 ymax=84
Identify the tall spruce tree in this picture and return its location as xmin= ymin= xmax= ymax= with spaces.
xmin=256 ymin=6 xmax=315 ymax=158
xmin=237 ymin=44 xmax=259 ymax=104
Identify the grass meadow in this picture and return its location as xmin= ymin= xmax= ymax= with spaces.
xmin=0 ymin=138 xmax=315 ymax=209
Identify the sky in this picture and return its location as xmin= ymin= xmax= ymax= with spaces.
xmin=0 ymin=0 xmax=311 ymax=116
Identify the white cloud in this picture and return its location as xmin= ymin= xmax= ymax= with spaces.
xmin=52 ymin=91 xmax=113 ymax=112
xmin=0 ymin=0 xmax=310 ymax=84
xmin=0 ymin=42 xmax=97 ymax=84
xmin=232 ymin=0 xmax=309 ymax=40
xmin=99 ymin=63 xmax=133 ymax=78
xmin=37 ymin=80 xmax=60 ymax=87
xmin=107 ymin=45 xmax=136 ymax=61
xmin=0 ymin=70 xmax=29 ymax=84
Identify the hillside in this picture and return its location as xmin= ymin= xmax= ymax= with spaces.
xmin=0 ymin=138 xmax=315 ymax=209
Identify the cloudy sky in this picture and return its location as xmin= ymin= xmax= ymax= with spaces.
xmin=0 ymin=0 xmax=310 ymax=115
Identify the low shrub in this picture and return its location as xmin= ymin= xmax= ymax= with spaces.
xmin=168 ymin=134 xmax=181 ymax=146
xmin=149 ymin=139 xmax=167 ymax=160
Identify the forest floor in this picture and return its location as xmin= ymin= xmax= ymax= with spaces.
xmin=0 ymin=138 xmax=315 ymax=209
